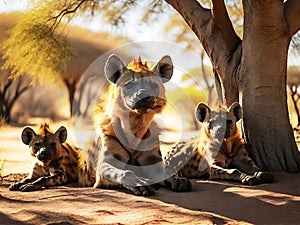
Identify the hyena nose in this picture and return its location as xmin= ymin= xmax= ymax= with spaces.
xmin=135 ymin=89 xmax=154 ymax=102
xmin=40 ymin=148 xmax=48 ymax=156
xmin=143 ymin=96 xmax=155 ymax=102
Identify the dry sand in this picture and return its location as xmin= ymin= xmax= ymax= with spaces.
xmin=1 ymin=125 xmax=300 ymax=225
xmin=1 ymin=172 xmax=300 ymax=225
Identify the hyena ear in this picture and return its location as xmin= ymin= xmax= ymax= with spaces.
xmin=195 ymin=103 xmax=211 ymax=123
xmin=55 ymin=126 xmax=68 ymax=143
xmin=104 ymin=54 xmax=127 ymax=84
xmin=152 ymin=55 xmax=173 ymax=83
xmin=21 ymin=127 xmax=36 ymax=145
xmin=229 ymin=102 xmax=242 ymax=122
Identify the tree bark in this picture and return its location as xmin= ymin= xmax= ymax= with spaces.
xmin=165 ymin=0 xmax=241 ymax=104
xmin=166 ymin=0 xmax=300 ymax=172
xmin=240 ymin=0 xmax=300 ymax=172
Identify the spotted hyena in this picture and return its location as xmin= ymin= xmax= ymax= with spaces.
xmin=79 ymin=54 xmax=192 ymax=195
xmin=9 ymin=124 xmax=85 ymax=191
xmin=163 ymin=102 xmax=273 ymax=185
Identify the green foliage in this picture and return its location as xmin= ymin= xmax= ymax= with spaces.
xmin=181 ymin=67 xmax=213 ymax=83
xmin=167 ymin=86 xmax=207 ymax=106
xmin=0 ymin=0 xmax=168 ymax=84
xmin=1 ymin=1 xmax=76 ymax=83
xmin=1 ymin=0 xmax=101 ymax=84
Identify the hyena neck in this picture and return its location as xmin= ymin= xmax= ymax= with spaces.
xmin=198 ymin=128 xmax=223 ymax=151
xmin=110 ymin=110 xmax=157 ymax=149
xmin=115 ymin=111 xmax=155 ymax=137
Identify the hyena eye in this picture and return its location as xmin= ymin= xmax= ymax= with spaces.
xmin=151 ymin=83 xmax=159 ymax=90
xmin=34 ymin=143 xmax=41 ymax=148
xmin=124 ymin=81 xmax=134 ymax=90
xmin=226 ymin=120 xmax=233 ymax=125
xmin=209 ymin=121 xmax=215 ymax=129
xmin=50 ymin=142 xmax=56 ymax=148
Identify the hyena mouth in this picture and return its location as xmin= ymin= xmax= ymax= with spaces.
xmin=132 ymin=104 xmax=164 ymax=114
xmin=37 ymin=155 xmax=51 ymax=163
xmin=131 ymin=96 xmax=157 ymax=114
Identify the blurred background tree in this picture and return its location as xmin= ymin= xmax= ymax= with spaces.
xmin=0 ymin=12 xmax=129 ymax=123
xmin=288 ymin=66 xmax=300 ymax=127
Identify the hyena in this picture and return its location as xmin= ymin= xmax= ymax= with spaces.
xmin=163 ymin=102 xmax=273 ymax=185
xmin=80 ymin=54 xmax=192 ymax=196
xmin=9 ymin=124 xmax=85 ymax=191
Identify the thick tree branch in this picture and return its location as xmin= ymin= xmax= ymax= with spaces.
xmin=211 ymin=0 xmax=240 ymax=53
xmin=7 ymin=86 xmax=29 ymax=113
xmin=284 ymin=0 xmax=300 ymax=36
xmin=165 ymin=0 xmax=241 ymax=105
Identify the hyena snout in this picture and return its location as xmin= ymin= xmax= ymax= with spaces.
xmin=37 ymin=147 xmax=52 ymax=161
xmin=132 ymin=89 xmax=156 ymax=108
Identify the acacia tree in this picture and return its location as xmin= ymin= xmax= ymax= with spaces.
xmin=2 ymin=0 xmax=300 ymax=172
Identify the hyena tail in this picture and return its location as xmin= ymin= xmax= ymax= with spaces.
xmin=78 ymin=161 xmax=96 ymax=187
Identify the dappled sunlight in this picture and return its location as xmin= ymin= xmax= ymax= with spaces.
xmin=224 ymin=186 xmax=300 ymax=206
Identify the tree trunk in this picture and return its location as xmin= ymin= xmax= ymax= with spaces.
xmin=239 ymin=0 xmax=300 ymax=172
xmin=165 ymin=0 xmax=300 ymax=172
xmin=63 ymin=77 xmax=79 ymax=117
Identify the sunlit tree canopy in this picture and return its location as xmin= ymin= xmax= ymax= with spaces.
xmin=1 ymin=0 xmax=299 ymax=84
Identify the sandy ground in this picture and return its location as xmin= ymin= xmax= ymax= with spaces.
xmin=1 ymin=125 xmax=300 ymax=225
xmin=1 ymin=173 xmax=300 ymax=225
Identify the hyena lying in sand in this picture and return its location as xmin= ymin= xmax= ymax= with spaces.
xmin=9 ymin=124 xmax=86 ymax=191
xmin=163 ymin=102 xmax=273 ymax=185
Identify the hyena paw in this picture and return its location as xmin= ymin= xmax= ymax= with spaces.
xmin=241 ymin=174 xmax=260 ymax=185
xmin=168 ymin=177 xmax=192 ymax=192
xmin=132 ymin=185 xmax=155 ymax=196
xmin=19 ymin=183 xmax=40 ymax=192
xmin=9 ymin=182 xmax=23 ymax=191
xmin=254 ymin=171 xmax=273 ymax=183
xmin=127 ymin=177 xmax=156 ymax=196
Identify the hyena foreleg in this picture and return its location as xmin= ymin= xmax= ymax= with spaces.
xmin=209 ymin=164 xmax=261 ymax=185
xmin=9 ymin=177 xmax=35 ymax=191
xmin=231 ymin=152 xmax=273 ymax=184
xmin=18 ymin=170 xmax=67 ymax=192
xmin=94 ymin=162 xmax=156 ymax=196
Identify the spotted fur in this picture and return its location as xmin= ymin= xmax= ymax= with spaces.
xmin=9 ymin=124 xmax=85 ymax=191
xmin=164 ymin=102 xmax=273 ymax=185
xmin=79 ymin=55 xmax=191 ymax=195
